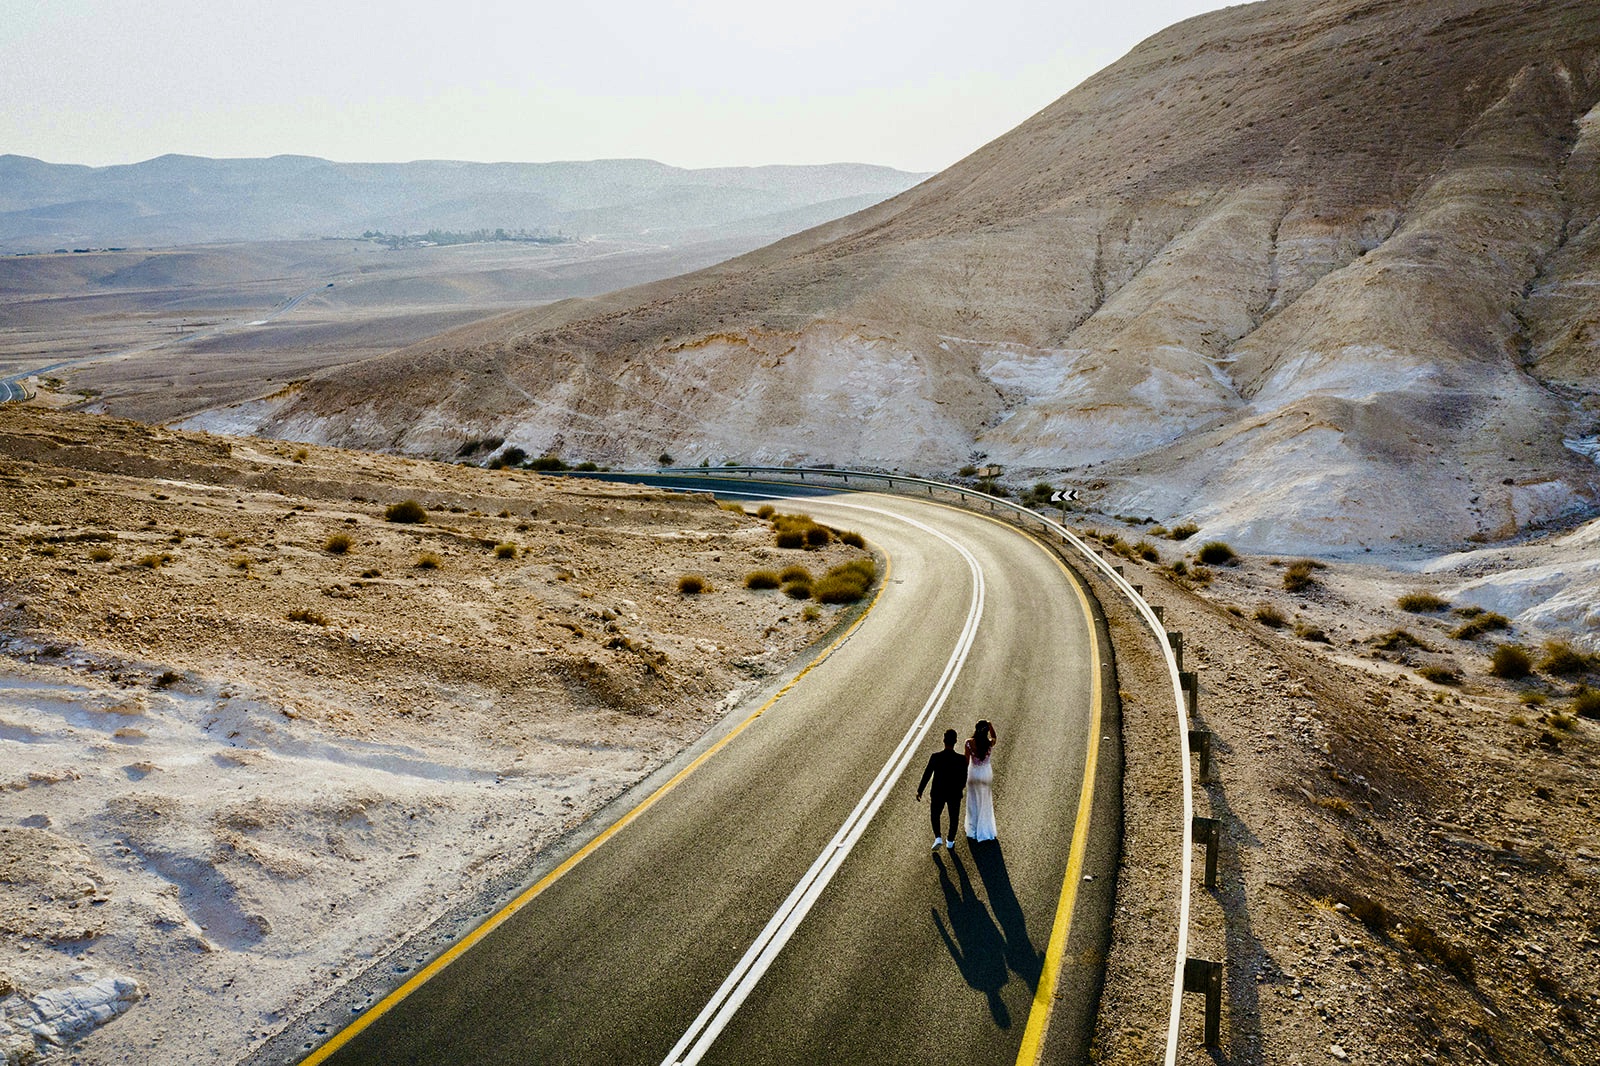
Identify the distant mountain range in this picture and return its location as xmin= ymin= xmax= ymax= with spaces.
xmin=256 ymin=0 xmax=1600 ymax=555
xmin=0 ymin=154 xmax=930 ymax=252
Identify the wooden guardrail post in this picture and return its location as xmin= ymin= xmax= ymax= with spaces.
xmin=1187 ymin=728 xmax=1212 ymax=783
xmin=1191 ymin=815 xmax=1220 ymax=889
xmin=1167 ymin=631 xmax=1183 ymax=670
xmin=1182 ymin=958 xmax=1223 ymax=1046
xmin=1180 ymin=671 xmax=1197 ymax=716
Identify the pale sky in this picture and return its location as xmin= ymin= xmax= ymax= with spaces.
xmin=2 ymin=1 xmax=1235 ymax=173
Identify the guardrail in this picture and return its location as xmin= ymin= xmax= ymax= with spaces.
xmin=625 ymin=466 xmax=1212 ymax=1058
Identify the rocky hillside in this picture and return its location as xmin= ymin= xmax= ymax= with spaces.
xmin=259 ymin=0 xmax=1600 ymax=554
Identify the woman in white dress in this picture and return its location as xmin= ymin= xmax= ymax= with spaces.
xmin=964 ymin=719 xmax=998 ymax=842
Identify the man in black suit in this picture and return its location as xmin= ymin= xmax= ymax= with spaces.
xmin=916 ymin=728 xmax=967 ymax=850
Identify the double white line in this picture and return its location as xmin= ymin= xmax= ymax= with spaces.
xmin=663 ymin=505 xmax=987 ymax=1066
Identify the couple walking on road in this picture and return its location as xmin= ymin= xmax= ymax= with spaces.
xmin=915 ymin=721 xmax=998 ymax=849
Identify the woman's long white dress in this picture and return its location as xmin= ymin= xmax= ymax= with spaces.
xmin=965 ymin=752 xmax=997 ymax=842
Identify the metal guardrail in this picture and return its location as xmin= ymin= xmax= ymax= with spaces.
xmin=640 ymin=466 xmax=1201 ymax=1059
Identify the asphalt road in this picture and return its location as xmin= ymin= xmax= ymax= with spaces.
xmin=303 ymin=491 xmax=1120 ymax=1066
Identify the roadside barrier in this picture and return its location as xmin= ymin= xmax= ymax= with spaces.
xmin=624 ymin=466 xmax=1221 ymax=1058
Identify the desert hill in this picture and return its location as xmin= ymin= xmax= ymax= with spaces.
xmin=257 ymin=0 xmax=1600 ymax=554
xmin=0 ymin=154 xmax=928 ymax=253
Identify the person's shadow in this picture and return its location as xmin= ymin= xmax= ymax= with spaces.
xmin=971 ymin=842 xmax=1043 ymax=989
xmin=932 ymin=851 xmax=1012 ymax=1027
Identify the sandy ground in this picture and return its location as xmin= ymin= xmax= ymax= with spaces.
xmin=0 ymin=408 xmax=873 ymax=1064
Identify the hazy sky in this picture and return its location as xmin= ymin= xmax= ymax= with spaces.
xmin=3 ymin=1 xmax=1235 ymax=173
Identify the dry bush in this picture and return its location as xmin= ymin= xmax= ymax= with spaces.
xmin=1168 ymin=522 xmax=1199 ymax=540
xmin=1133 ymin=539 xmax=1160 ymax=562
xmin=779 ymin=565 xmax=814 ymax=584
xmin=1283 ymin=559 xmax=1323 ymax=592
xmin=1294 ymin=622 xmax=1330 ymax=644
xmin=1373 ymin=629 xmax=1426 ymax=652
xmin=324 ymin=533 xmax=353 ymax=554
xmin=1573 ymin=685 xmax=1600 ymax=720
xmin=1417 ymin=665 xmax=1461 ymax=686
xmin=782 ymin=581 xmax=813 ymax=600
xmin=1489 ymin=644 xmax=1533 ymax=679
xmin=1254 ymin=604 xmax=1286 ymax=628
xmin=756 ymin=504 xmax=776 ymax=519
xmin=677 ymin=574 xmax=707 ymax=595
xmin=1452 ymin=612 xmax=1511 ymax=640
xmin=1401 ymin=922 xmax=1475 ymax=983
xmin=839 ymin=530 xmax=866 ymax=548
xmin=1196 ymin=541 xmax=1238 ymax=566
xmin=414 ymin=552 xmax=442 ymax=570
xmin=137 ymin=553 xmax=175 ymax=569
xmin=802 ymin=604 xmax=821 ymax=622
xmin=386 ymin=499 xmax=428 ymax=524
xmin=1540 ymin=640 xmax=1597 ymax=677
xmin=88 ymin=546 xmax=113 ymax=563
xmin=494 ymin=542 xmax=518 ymax=559
xmin=287 ymin=609 xmax=329 ymax=626
xmin=745 ymin=570 xmax=781 ymax=590
xmin=812 ymin=559 xmax=878 ymax=604
xmin=717 ymin=500 xmax=746 ymax=513
xmin=1397 ymin=591 xmax=1450 ymax=613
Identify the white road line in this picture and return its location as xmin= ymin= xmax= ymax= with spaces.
xmin=662 ymin=501 xmax=986 ymax=1066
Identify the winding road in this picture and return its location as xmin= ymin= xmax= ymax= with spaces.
xmin=293 ymin=489 xmax=1121 ymax=1066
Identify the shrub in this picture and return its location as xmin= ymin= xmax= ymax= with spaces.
xmin=88 ymin=546 xmax=113 ymax=563
xmin=776 ymin=530 xmax=805 ymax=549
xmin=1196 ymin=541 xmax=1237 ymax=566
xmin=494 ymin=542 xmax=518 ymax=559
xmin=1134 ymin=540 xmax=1160 ymax=562
xmin=232 ymin=556 xmax=252 ymax=571
xmin=779 ymin=565 xmax=814 ymax=584
xmin=1573 ymin=686 xmax=1600 ymax=720
xmin=154 ymin=670 xmax=183 ymax=689
xmin=1254 ymin=604 xmax=1286 ymax=628
xmin=414 ymin=552 xmax=442 ymax=570
xmin=802 ymin=604 xmax=821 ymax=622
xmin=1452 ymin=613 xmax=1510 ymax=640
xmin=287 ymin=609 xmax=329 ymax=626
xmin=1188 ymin=565 xmax=1215 ymax=585
xmin=1169 ymin=522 xmax=1200 ymax=541
xmin=678 ymin=574 xmax=706 ymax=595
xmin=1489 ymin=644 xmax=1533 ymax=680
xmin=325 ymin=533 xmax=353 ymax=554
xmin=756 ymin=504 xmax=776 ymax=519
xmin=657 ymin=453 xmax=674 ymax=466
xmin=957 ymin=465 xmax=979 ymax=478
xmin=360 ymin=568 xmax=381 ymax=578
xmin=1418 ymin=665 xmax=1461 ymax=685
xmin=1540 ymin=640 xmax=1597 ymax=677
xmin=1295 ymin=623 xmax=1331 ymax=644
xmin=527 ymin=455 xmax=569 ymax=472
xmin=839 ymin=530 xmax=866 ymax=548
xmin=1398 ymin=591 xmax=1449 ymax=613
xmin=745 ymin=570 xmax=781 ymax=589
xmin=292 ymin=448 xmax=308 ymax=463
xmin=1373 ymin=629 xmax=1425 ymax=652
xmin=1284 ymin=559 xmax=1322 ymax=592
xmin=137 ymin=553 xmax=174 ymax=569
xmin=386 ymin=500 xmax=428 ymax=524
xmin=498 ymin=446 xmax=528 ymax=467
xmin=812 ymin=559 xmax=878 ymax=604
xmin=783 ymin=581 xmax=813 ymax=600
xmin=804 ymin=525 xmax=832 ymax=548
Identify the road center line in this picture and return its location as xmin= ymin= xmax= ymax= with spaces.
xmin=662 ymin=502 xmax=987 ymax=1066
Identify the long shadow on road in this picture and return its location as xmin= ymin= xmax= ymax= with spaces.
xmin=931 ymin=844 xmax=1042 ymax=1029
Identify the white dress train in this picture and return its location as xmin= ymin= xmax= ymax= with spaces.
xmin=965 ymin=754 xmax=997 ymax=841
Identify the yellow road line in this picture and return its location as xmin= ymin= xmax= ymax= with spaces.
xmin=1013 ymin=530 xmax=1104 ymax=1065
xmin=301 ymin=553 xmax=891 ymax=1065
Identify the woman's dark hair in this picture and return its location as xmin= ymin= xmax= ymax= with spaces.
xmin=971 ymin=720 xmax=993 ymax=761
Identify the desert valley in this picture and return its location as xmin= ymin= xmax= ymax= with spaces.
xmin=3 ymin=0 xmax=1600 ymax=1063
